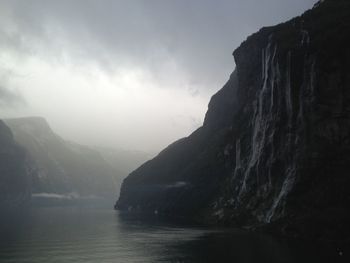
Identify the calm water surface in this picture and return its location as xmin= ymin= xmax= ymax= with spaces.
xmin=0 ymin=206 xmax=348 ymax=263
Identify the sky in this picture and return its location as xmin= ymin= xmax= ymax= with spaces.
xmin=0 ymin=0 xmax=318 ymax=153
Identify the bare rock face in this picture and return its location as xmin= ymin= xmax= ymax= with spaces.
xmin=0 ymin=120 xmax=32 ymax=208
xmin=116 ymin=0 xmax=350 ymax=239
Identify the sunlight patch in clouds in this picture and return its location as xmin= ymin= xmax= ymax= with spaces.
xmin=1 ymin=51 xmax=208 ymax=152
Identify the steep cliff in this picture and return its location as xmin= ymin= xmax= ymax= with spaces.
xmin=116 ymin=0 xmax=350 ymax=239
xmin=0 ymin=120 xmax=32 ymax=208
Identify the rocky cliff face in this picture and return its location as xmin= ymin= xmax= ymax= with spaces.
xmin=0 ymin=120 xmax=32 ymax=208
xmin=116 ymin=0 xmax=350 ymax=239
xmin=5 ymin=117 xmax=118 ymax=199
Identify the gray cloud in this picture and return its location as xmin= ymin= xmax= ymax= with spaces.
xmin=0 ymin=69 xmax=25 ymax=108
xmin=0 ymin=0 xmax=318 ymax=152
xmin=0 ymin=85 xmax=24 ymax=108
xmin=0 ymin=0 xmax=317 ymax=91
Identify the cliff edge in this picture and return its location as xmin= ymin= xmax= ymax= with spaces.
xmin=116 ymin=0 xmax=350 ymax=239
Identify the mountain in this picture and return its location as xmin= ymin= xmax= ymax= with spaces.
xmin=0 ymin=120 xmax=33 ymax=208
xmin=96 ymin=147 xmax=152 ymax=180
xmin=116 ymin=0 xmax=350 ymax=239
xmin=5 ymin=117 xmax=119 ymax=199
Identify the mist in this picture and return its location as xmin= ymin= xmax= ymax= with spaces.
xmin=0 ymin=0 xmax=317 ymax=153
xmin=3 ymin=1 xmax=349 ymax=262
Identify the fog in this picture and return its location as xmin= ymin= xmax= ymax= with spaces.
xmin=0 ymin=0 xmax=317 ymax=153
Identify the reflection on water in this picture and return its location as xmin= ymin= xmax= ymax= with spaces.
xmin=0 ymin=207 xmax=348 ymax=263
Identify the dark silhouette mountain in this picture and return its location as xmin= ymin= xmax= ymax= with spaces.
xmin=0 ymin=120 xmax=32 ymax=208
xmin=116 ymin=0 xmax=350 ymax=239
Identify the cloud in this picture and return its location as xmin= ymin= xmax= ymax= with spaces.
xmin=0 ymin=86 xmax=22 ymax=107
xmin=0 ymin=0 xmax=318 ymax=152
xmin=0 ymin=0 xmax=318 ymax=91
xmin=0 ymin=69 xmax=25 ymax=108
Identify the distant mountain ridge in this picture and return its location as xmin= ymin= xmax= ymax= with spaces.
xmin=5 ymin=117 xmax=119 ymax=199
xmin=0 ymin=120 xmax=32 ymax=208
xmin=3 ymin=116 xmax=151 ymax=204
xmin=96 ymin=146 xmax=152 ymax=178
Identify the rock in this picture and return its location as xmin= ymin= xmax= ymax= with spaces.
xmin=116 ymin=0 xmax=350 ymax=240
xmin=5 ymin=117 xmax=118 ymax=199
xmin=0 ymin=120 xmax=32 ymax=208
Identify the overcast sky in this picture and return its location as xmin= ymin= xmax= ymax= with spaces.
xmin=0 ymin=0 xmax=317 ymax=153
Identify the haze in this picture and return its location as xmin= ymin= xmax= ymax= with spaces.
xmin=0 ymin=0 xmax=317 ymax=153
